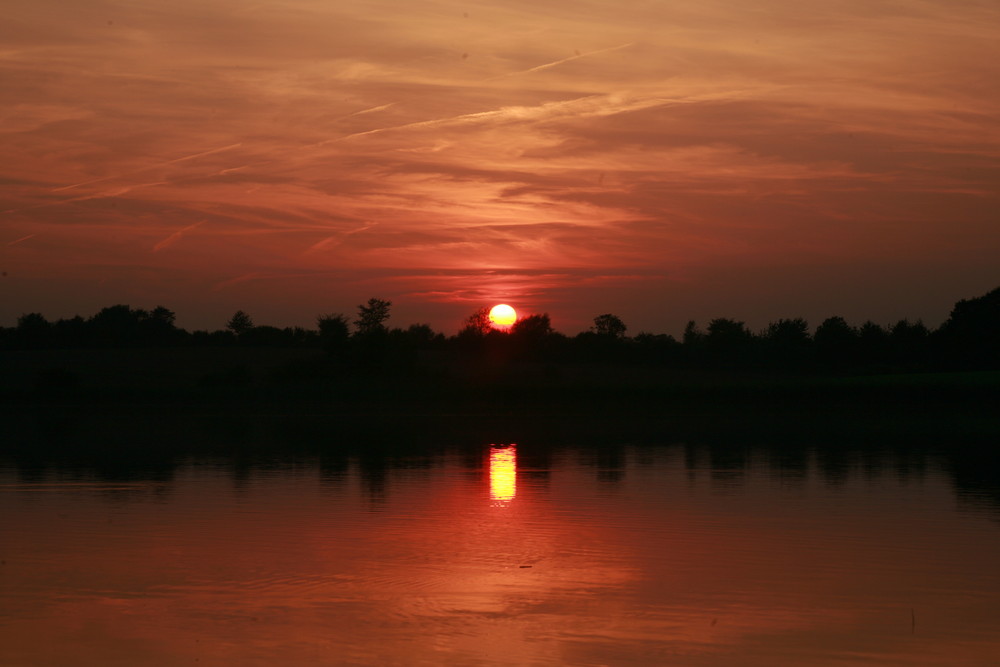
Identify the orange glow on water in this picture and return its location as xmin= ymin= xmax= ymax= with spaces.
xmin=489 ymin=445 xmax=516 ymax=503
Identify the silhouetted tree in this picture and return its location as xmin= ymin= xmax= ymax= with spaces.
xmin=506 ymin=313 xmax=555 ymax=360
xmin=681 ymin=320 xmax=707 ymax=367
xmin=52 ymin=315 xmax=87 ymax=348
xmin=89 ymin=305 xmax=147 ymax=347
xmin=765 ymin=318 xmax=809 ymax=344
xmin=351 ymin=298 xmax=393 ymax=367
xmin=704 ymin=318 xmax=753 ymax=367
xmin=574 ymin=314 xmax=629 ymax=362
xmin=16 ymin=313 xmax=51 ymax=349
xmin=460 ymin=306 xmax=494 ymax=337
xmin=888 ymin=319 xmax=930 ymax=370
xmin=191 ymin=329 xmax=237 ymax=346
xmin=592 ymin=313 xmax=627 ymax=339
xmin=138 ymin=305 xmax=181 ymax=345
xmin=511 ymin=313 xmax=553 ymax=340
xmin=707 ymin=318 xmax=752 ymax=344
xmin=226 ymin=310 xmax=254 ymax=336
xmin=150 ymin=306 xmax=176 ymax=326
xmin=240 ymin=325 xmax=296 ymax=346
xmin=631 ymin=332 xmax=680 ymax=365
xmin=682 ymin=320 xmax=705 ymax=346
xmin=290 ymin=326 xmax=318 ymax=347
xmin=385 ymin=323 xmax=443 ymax=369
xmin=856 ymin=321 xmax=889 ymax=369
xmin=938 ymin=286 xmax=1000 ymax=369
xmin=398 ymin=323 xmax=439 ymax=347
xmin=763 ymin=318 xmax=811 ymax=370
xmin=814 ymin=316 xmax=857 ymax=370
xmin=317 ymin=313 xmax=350 ymax=357
xmin=354 ymin=298 xmax=392 ymax=336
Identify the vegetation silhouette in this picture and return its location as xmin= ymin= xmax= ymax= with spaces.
xmin=1 ymin=287 xmax=999 ymax=413
xmin=4 ymin=291 xmax=998 ymax=522
xmin=226 ymin=310 xmax=254 ymax=336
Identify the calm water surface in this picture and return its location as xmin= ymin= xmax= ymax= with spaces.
xmin=2 ymin=442 xmax=1000 ymax=665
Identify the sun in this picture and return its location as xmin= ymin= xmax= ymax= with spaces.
xmin=488 ymin=304 xmax=517 ymax=328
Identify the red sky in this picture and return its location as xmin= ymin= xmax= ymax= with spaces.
xmin=2 ymin=0 xmax=998 ymax=335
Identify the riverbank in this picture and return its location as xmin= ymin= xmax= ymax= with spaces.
xmin=3 ymin=349 xmax=998 ymax=457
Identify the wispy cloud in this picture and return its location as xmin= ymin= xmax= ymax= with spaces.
xmin=6 ymin=233 xmax=36 ymax=247
xmin=2 ymin=0 xmax=997 ymax=332
xmin=303 ymin=222 xmax=378 ymax=254
xmin=152 ymin=221 xmax=205 ymax=252
xmin=51 ymin=143 xmax=243 ymax=193
xmin=485 ymin=42 xmax=636 ymax=81
xmin=211 ymin=272 xmax=264 ymax=292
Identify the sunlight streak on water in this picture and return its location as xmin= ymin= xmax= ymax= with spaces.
xmin=489 ymin=444 xmax=516 ymax=504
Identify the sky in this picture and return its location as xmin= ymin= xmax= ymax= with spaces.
xmin=2 ymin=0 xmax=998 ymax=336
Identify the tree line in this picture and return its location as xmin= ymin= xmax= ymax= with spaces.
xmin=3 ymin=288 xmax=999 ymax=373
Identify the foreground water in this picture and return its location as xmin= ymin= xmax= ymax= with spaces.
xmin=2 ymin=441 xmax=999 ymax=666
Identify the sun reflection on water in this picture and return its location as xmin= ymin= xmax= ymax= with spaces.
xmin=489 ymin=444 xmax=516 ymax=504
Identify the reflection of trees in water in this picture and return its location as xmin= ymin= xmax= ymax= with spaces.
xmin=4 ymin=412 xmax=999 ymax=521
xmin=5 ymin=406 xmax=181 ymax=486
xmin=357 ymin=452 xmax=389 ymax=505
xmin=516 ymin=448 xmax=552 ymax=489
xmin=594 ymin=445 xmax=626 ymax=484
xmin=319 ymin=453 xmax=350 ymax=489
xmin=230 ymin=459 xmax=254 ymax=492
xmin=815 ymin=447 xmax=854 ymax=486
xmin=766 ymin=445 xmax=810 ymax=488
xmin=706 ymin=445 xmax=749 ymax=490
xmin=941 ymin=448 xmax=1000 ymax=523
xmin=663 ymin=440 xmax=1000 ymax=521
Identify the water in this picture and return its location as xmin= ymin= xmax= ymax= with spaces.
xmin=2 ymin=442 xmax=1000 ymax=665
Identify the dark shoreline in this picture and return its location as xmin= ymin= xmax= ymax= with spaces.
xmin=3 ymin=349 xmax=998 ymax=460
xmin=4 ymin=374 xmax=998 ymax=452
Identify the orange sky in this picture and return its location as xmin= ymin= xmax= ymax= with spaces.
xmin=2 ymin=0 xmax=998 ymax=334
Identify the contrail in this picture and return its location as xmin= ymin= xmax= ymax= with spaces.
xmin=345 ymin=103 xmax=395 ymax=118
xmin=327 ymin=92 xmax=644 ymax=143
xmin=2 ymin=181 xmax=169 ymax=215
xmin=487 ymin=42 xmax=635 ymax=81
xmin=153 ymin=220 xmax=205 ymax=252
xmin=303 ymin=222 xmax=378 ymax=253
xmin=6 ymin=233 xmax=36 ymax=247
xmin=51 ymin=143 xmax=243 ymax=193
xmin=309 ymin=46 xmax=636 ymax=146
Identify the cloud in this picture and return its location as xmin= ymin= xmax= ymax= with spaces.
xmin=1 ymin=0 xmax=997 ymax=332
xmin=303 ymin=222 xmax=378 ymax=254
xmin=152 ymin=221 xmax=205 ymax=252
xmin=6 ymin=233 xmax=36 ymax=247
xmin=51 ymin=144 xmax=244 ymax=193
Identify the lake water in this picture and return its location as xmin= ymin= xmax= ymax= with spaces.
xmin=2 ymin=440 xmax=1000 ymax=665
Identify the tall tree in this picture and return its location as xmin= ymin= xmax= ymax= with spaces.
xmin=763 ymin=318 xmax=811 ymax=370
xmin=511 ymin=313 xmax=553 ymax=339
xmin=89 ymin=305 xmax=145 ymax=347
xmin=461 ymin=306 xmax=494 ymax=336
xmin=592 ymin=313 xmax=627 ymax=338
xmin=814 ymin=316 xmax=857 ymax=369
xmin=682 ymin=320 xmax=705 ymax=346
xmin=226 ymin=310 xmax=254 ymax=335
xmin=317 ymin=313 xmax=350 ymax=356
xmin=938 ymin=286 xmax=1000 ymax=368
xmin=354 ymin=298 xmax=392 ymax=335
xmin=16 ymin=313 xmax=51 ymax=349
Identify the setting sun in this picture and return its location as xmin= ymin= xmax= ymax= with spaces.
xmin=488 ymin=304 xmax=517 ymax=328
